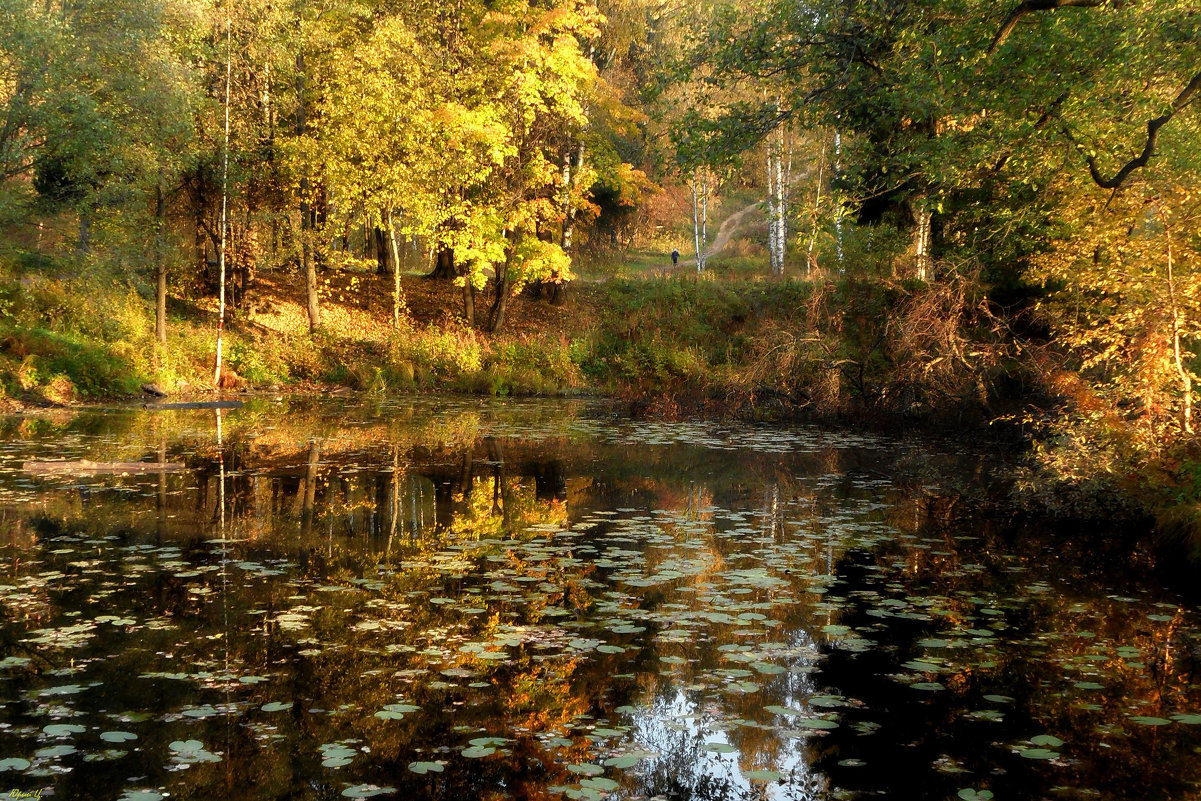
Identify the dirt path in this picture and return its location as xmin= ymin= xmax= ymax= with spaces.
xmin=672 ymin=201 xmax=762 ymax=271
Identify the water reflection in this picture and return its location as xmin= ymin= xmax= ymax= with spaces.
xmin=0 ymin=398 xmax=1195 ymax=801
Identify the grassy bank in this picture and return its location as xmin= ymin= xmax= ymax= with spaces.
xmin=0 ymin=258 xmax=1013 ymax=421
xmin=7 ymin=255 xmax=1201 ymax=541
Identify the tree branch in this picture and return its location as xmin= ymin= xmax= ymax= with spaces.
xmin=987 ymin=0 xmax=1105 ymax=57
xmin=1086 ymin=69 xmax=1201 ymax=190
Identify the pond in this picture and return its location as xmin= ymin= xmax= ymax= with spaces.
xmin=0 ymin=396 xmax=1197 ymax=801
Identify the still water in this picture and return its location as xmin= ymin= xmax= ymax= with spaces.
xmin=0 ymin=397 xmax=1197 ymax=801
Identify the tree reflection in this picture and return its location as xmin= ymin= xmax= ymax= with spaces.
xmin=0 ymin=401 xmax=1197 ymax=800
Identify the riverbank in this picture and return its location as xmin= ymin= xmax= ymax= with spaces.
xmin=0 ymin=261 xmax=1016 ymax=420
xmin=3 ymin=258 xmax=1198 ymax=535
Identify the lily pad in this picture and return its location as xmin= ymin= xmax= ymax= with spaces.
xmin=1017 ymin=747 xmax=1058 ymax=760
xmin=567 ymin=762 xmax=604 ymax=775
xmin=958 ymin=790 xmax=994 ymax=801
xmin=1030 ymin=734 xmax=1063 ymax=747
xmin=461 ymin=745 xmax=495 ymax=758
xmin=342 ymin=785 xmax=396 ymax=798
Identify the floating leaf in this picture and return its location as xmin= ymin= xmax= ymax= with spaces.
xmin=262 ymin=702 xmax=293 ymax=713
xmin=1017 ymin=748 xmax=1058 ymax=760
xmin=461 ymin=745 xmax=495 ymax=759
xmin=408 ymin=761 xmax=444 ymax=774
xmin=745 ymin=769 xmax=782 ymax=781
xmin=1030 ymin=734 xmax=1063 ymax=747
xmin=34 ymin=745 xmax=77 ymax=758
xmin=567 ymin=763 xmax=604 ymax=775
xmin=341 ymin=785 xmax=396 ymax=798
xmin=580 ymin=777 xmax=620 ymax=792
xmin=958 ymin=790 xmax=994 ymax=801
xmin=794 ymin=718 xmax=838 ymax=730
xmin=100 ymin=731 xmax=137 ymax=743
xmin=0 ymin=758 xmax=30 ymax=772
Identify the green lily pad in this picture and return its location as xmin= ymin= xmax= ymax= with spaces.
xmin=100 ymin=731 xmax=138 ymax=743
xmin=580 ymin=777 xmax=620 ymax=792
xmin=1017 ymin=747 xmax=1058 ymax=760
xmin=958 ymin=790 xmax=994 ymax=801
xmin=0 ymin=757 xmax=30 ymax=772
xmin=795 ymin=718 xmax=838 ymax=730
xmin=567 ymin=762 xmax=604 ymax=775
xmin=35 ymin=744 xmax=76 ymax=758
xmin=745 ymin=769 xmax=782 ymax=781
xmin=408 ymin=761 xmax=444 ymax=774
xmin=341 ymin=785 xmax=396 ymax=798
xmin=461 ymin=745 xmax=495 ymax=758
xmin=1030 ymin=734 xmax=1063 ymax=747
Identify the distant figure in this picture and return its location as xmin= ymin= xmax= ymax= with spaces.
xmin=671 ymin=248 xmax=679 ymax=267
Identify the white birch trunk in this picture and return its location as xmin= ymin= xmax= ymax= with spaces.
xmin=913 ymin=204 xmax=932 ymax=282
xmin=700 ymin=170 xmax=708 ymax=273
xmin=766 ymin=137 xmax=779 ymax=274
xmin=690 ymin=167 xmax=712 ymax=272
xmin=214 ymin=9 xmax=232 ymax=389
xmin=691 ymin=174 xmax=701 ymax=271
xmin=834 ymin=131 xmax=844 ymax=270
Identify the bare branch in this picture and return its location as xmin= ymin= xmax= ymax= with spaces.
xmin=1087 ymin=69 xmax=1201 ymax=189
xmin=987 ymin=0 xmax=1106 ymax=57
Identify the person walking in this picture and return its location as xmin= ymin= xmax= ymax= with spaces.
xmin=671 ymin=248 xmax=679 ymax=267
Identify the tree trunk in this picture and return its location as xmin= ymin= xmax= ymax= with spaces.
xmin=428 ymin=246 xmax=456 ymax=279
xmin=691 ymin=169 xmax=709 ymax=273
xmin=912 ymin=200 xmax=932 ymax=281
xmin=488 ymin=235 xmax=515 ymax=334
xmin=297 ymin=51 xmax=320 ymax=333
xmin=560 ymin=139 xmax=585 ymax=255
xmin=77 ymin=211 xmax=92 ymax=256
xmin=1160 ymin=205 xmax=1193 ymax=434
xmin=385 ymin=209 xmax=406 ymax=330
xmin=302 ymin=203 xmax=319 ymax=331
xmin=463 ymin=273 xmax=475 ymax=327
xmin=154 ymin=183 xmax=167 ymax=345
xmin=374 ymin=227 xmax=390 ymax=275
xmin=807 ymin=135 xmax=826 ymax=276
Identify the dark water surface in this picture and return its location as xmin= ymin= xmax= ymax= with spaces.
xmin=0 ymin=397 xmax=1197 ymax=801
